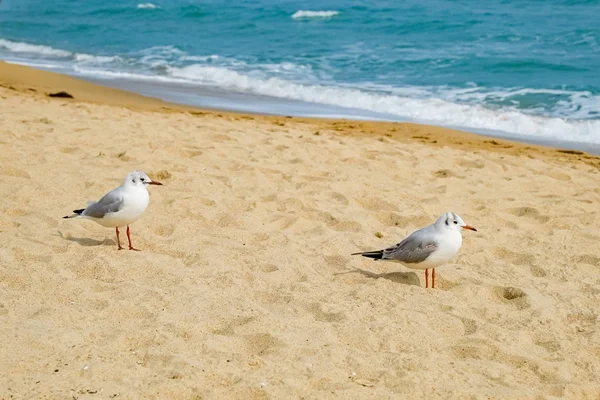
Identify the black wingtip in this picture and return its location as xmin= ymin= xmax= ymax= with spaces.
xmin=63 ymin=209 xmax=85 ymax=219
xmin=352 ymin=250 xmax=384 ymax=260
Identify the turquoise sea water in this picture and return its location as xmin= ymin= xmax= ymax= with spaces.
xmin=1 ymin=0 xmax=599 ymax=145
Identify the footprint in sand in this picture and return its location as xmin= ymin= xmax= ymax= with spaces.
xmin=494 ymin=247 xmax=536 ymax=266
xmin=508 ymin=206 xmax=550 ymax=223
xmin=152 ymin=224 xmax=175 ymax=237
xmin=60 ymin=146 xmax=79 ymax=154
xmin=494 ymin=286 xmax=530 ymax=310
xmin=244 ymin=333 xmax=285 ymax=356
xmin=451 ymin=341 xmax=553 ymax=385
xmin=4 ymin=208 xmax=28 ymax=217
xmin=259 ymin=264 xmax=279 ymax=273
xmin=330 ymin=192 xmax=349 ymax=206
xmin=374 ymin=212 xmax=411 ymax=228
xmin=456 ymin=159 xmax=485 ymax=169
xmin=207 ymin=133 xmax=237 ymax=143
xmin=355 ymin=196 xmax=398 ymax=212
xmin=530 ymin=265 xmax=547 ymax=277
xmin=307 ymin=211 xmax=361 ymax=232
xmin=434 ymin=185 xmax=447 ymax=194
xmin=433 ymin=169 xmax=464 ymax=178
xmin=212 ymin=316 xmax=256 ymax=336
xmin=566 ymin=312 xmax=598 ymax=332
xmin=459 ymin=317 xmax=478 ymax=335
xmin=577 ymin=254 xmax=600 ymax=266
xmin=0 ymin=167 xmax=31 ymax=179
xmin=531 ymin=168 xmax=572 ymax=181
xmin=323 ymin=254 xmax=349 ymax=269
xmin=178 ymin=146 xmax=203 ymax=158
xmin=306 ymin=302 xmax=346 ymax=323
xmin=214 ymin=213 xmax=244 ymax=228
xmin=269 ymin=214 xmax=298 ymax=230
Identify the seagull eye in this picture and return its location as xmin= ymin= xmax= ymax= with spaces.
xmin=453 ymin=220 xmax=458 ymax=224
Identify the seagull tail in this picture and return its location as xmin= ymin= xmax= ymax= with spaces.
xmin=62 ymin=209 xmax=85 ymax=219
xmin=351 ymin=250 xmax=384 ymax=260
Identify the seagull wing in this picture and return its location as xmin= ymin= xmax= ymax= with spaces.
xmin=381 ymin=229 xmax=438 ymax=264
xmin=82 ymin=187 xmax=124 ymax=219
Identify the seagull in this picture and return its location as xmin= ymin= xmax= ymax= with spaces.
xmin=63 ymin=171 xmax=162 ymax=251
xmin=352 ymin=212 xmax=477 ymax=288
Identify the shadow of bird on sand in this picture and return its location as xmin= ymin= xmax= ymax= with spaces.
xmin=335 ymin=267 xmax=421 ymax=286
xmin=54 ymin=231 xmax=116 ymax=247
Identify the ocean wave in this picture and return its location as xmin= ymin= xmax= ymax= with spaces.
xmin=0 ymin=39 xmax=72 ymax=58
xmin=5 ymin=60 xmax=65 ymax=70
xmin=137 ymin=3 xmax=159 ymax=9
xmin=71 ymin=66 xmax=192 ymax=84
xmin=291 ymin=10 xmax=339 ymax=19
xmin=0 ymin=39 xmax=125 ymax=65
xmin=166 ymin=64 xmax=600 ymax=143
xmin=74 ymin=53 xmax=125 ymax=64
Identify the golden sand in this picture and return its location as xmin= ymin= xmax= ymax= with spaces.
xmin=1 ymin=62 xmax=599 ymax=399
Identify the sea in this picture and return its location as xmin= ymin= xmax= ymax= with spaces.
xmin=1 ymin=0 xmax=599 ymax=149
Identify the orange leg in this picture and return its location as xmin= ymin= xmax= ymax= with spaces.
xmin=126 ymin=225 xmax=140 ymax=251
xmin=432 ymin=268 xmax=436 ymax=289
xmin=116 ymin=227 xmax=124 ymax=250
xmin=425 ymin=269 xmax=429 ymax=288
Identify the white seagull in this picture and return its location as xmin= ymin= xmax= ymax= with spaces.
xmin=352 ymin=212 xmax=477 ymax=288
xmin=63 ymin=171 xmax=162 ymax=251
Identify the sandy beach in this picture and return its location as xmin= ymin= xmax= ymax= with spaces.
xmin=1 ymin=62 xmax=599 ymax=399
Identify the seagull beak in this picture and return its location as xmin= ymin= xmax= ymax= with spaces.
xmin=462 ymin=225 xmax=477 ymax=232
xmin=148 ymin=180 xmax=163 ymax=185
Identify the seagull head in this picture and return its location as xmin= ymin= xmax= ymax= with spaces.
xmin=435 ymin=212 xmax=477 ymax=233
xmin=124 ymin=170 xmax=163 ymax=188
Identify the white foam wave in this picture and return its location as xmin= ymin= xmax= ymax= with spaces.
xmin=5 ymin=60 xmax=65 ymax=70
xmin=72 ymin=66 xmax=193 ymax=85
xmin=137 ymin=3 xmax=159 ymax=9
xmin=0 ymin=39 xmax=124 ymax=65
xmin=74 ymin=53 xmax=124 ymax=64
xmin=0 ymin=39 xmax=72 ymax=57
xmin=167 ymin=64 xmax=600 ymax=144
xmin=434 ymin=86 xmax=600 ymax=120
xmin=291 ymin=10 xmax=339 ymax=19
xmin=182 ymin=55 xmax=220 ymax=62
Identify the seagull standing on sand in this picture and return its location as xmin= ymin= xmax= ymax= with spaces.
xmin=352 ymin=212 xmax=477 ymax=288
xmin=63 ymin=171 xmax=162 ymax=251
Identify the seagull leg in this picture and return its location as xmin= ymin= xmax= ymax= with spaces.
xmin=116 ymin=227 xmax=124 ymax=250
xmin=425 ymin=269 xmax=429 ymax=288
xmin=432 ymin=268 xmax=436 ymax=289
xmin=126 ymin=226 xmax=140 ymax=251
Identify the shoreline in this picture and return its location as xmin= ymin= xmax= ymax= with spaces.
xmin=3 ymin=59 xmax=600 ymax=156
xmin=1 ymin=61 xmax=599 ymax=165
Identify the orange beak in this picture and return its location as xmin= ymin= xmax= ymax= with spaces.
xmin=149 ymin=181 xmax=163 ymax=185
xmin=462 ymin=225 xmax=477 ymax=232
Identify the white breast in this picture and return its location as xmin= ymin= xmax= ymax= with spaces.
xmin=426 ymin=231 xmax=463 ymax=268
xmin=97 ymin=187 xmax=149 ymax=228
xmin=404 ymin=230 xmax=463 ymax=270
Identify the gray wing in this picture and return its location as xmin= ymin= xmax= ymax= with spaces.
xmin=382 ymin=230 xmax=438 ymax=264
xmin=82 ymin=188 xmax=124 ymax=218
